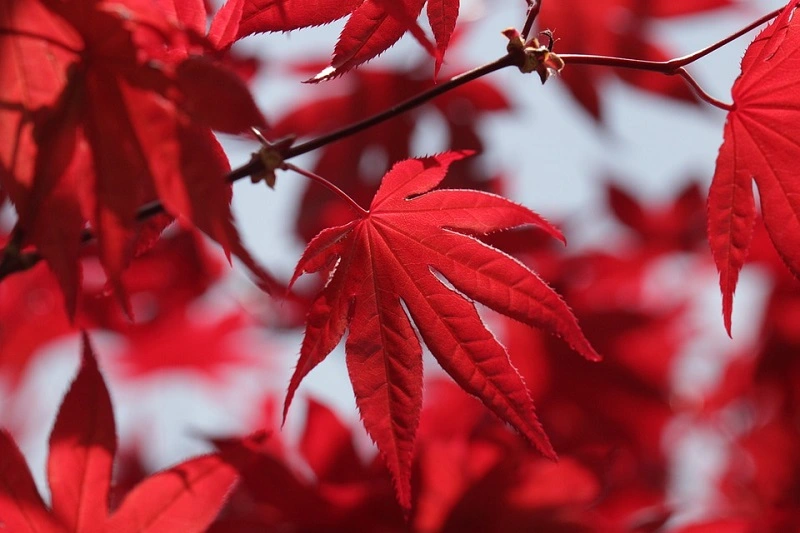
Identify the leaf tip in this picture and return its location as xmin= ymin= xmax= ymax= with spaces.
xmin=526 ymin=420 xmax=557 ymax=461
xmin=723 ymin=291 xmax=734 ymax=338
xmin=567 ymin=328 xmax=602 ymax=362
xmin=306 ymin=66 xmax=337 ymax=83
xmin=79 ymin=330 xmax=100 ymax=372
xmin=432 ymin=50 xmax=446 ymax=81
xmin=582 ymin=345 xmax=603 ymax=363
xmin=541 ymin=445 xmax=558 ymax=462
xmin=281 ymin=386 xmax=299 ymax=429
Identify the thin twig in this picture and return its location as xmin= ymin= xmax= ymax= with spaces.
xmin=521 ymin=0 xmax=542 ymax=42
xmin=284 ymin=54 xmax=516 ymax=159
xmin=559 ymin=52 xmax=735 ymax=110
xmin=0 ymin=3 xmax=787 ymax=280
xmin=669 ymin=5 xmax=788 ymax=69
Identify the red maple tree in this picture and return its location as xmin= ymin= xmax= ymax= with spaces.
xmin=2 ymin=0 xmax=800 ymax=531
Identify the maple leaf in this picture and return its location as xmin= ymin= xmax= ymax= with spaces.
xmin=0 ymin=0 xmax=275 ymax=316
xmin=412 ymin=379 xmax=605 ymax=532
xmin=116 ymin=310 xmax=257 ymax=381
xmin=210 ymin=430 xmax=340 ymax=531
xmin=0 ymin=259 xmax=76 ymax=389
xmin=606 ymin=180 xmax=705 ymax=253
xmin=0 ymin=333 xmax=239 ymax=532
xmin=234 ymin=0 xmax=457 ymax=79
xmin=286 ymin=151 xmax=600 ymax=509
xmin=708 ymin=0 xmax=800 ymax=335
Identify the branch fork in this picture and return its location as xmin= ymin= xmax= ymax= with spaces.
xmin=503 ymin=27 xmax=564 ymax=83
xmin=250 ymin=128 xmax=294 ymax=188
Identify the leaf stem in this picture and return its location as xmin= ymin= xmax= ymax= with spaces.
xmin=557 ymin=2 xmax=787 ymax=109
xmin=558 ymin=3 xmax=783 ymax=75
xmin=560 ymin=4 xmax=785 ymax=73
xmin=559 ymin=52 xmax=737 ymax=110
xmin=282 ymin=163 xmax=369 ymax=217
xmin=676 ymin=67 xmax=734 ymax=111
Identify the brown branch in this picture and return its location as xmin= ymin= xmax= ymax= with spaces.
xmin=0 ymin=55 xmax=517 ymax=280
xmin=0 ymin=2 xmax=787 ymax=281
xmin=556 ymin=2 xmax=788 ymax=110
xmin=521 ymin=0 xmax=542 ymax=42
xmin=283 ymin=54 xmax=516 ymax=159
xmin=559 ymin=4 xmax=786 ymax=74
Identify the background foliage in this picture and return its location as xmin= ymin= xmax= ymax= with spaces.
xmin=1 ymin=0 xmax=799 ymax=531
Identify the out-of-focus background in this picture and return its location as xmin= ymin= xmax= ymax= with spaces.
xmin=2 ymin=0 xmax=798 ymax=530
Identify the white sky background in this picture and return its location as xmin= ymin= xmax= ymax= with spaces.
xmin=7 ymin=0 xmax=788 ymax=521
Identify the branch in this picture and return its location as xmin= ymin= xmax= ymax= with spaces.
xmin=0 ymin=3 xmax=786 ymax=280
xmin=283 ymin=54 xmax=515 ymax=159
xmin=669 ymin=5 xmax=788 ymax=69
xmin=558 ymin=51 xmax=736 ymax=108
xmin=520 ymin=0 xmax=542 ymax=42
xmin=556 ymin=3 xmax=788 ymax=111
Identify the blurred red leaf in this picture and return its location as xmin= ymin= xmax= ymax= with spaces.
xmin=0 ymin=431 xmax=63 ymax=533
xmin=300 ymin=398 xmax=364 ymax=484
xmin=117 ymin=311 xmax=256 ymax=380
xmin=107 ymin=454 xmax=238 ymax=533
xmin=607 ymin=180 xmax=705 ymax=252
xmin=0 ymin=0 xmax=274 ymax=314
xmin=175 ymin=56 xmax=267 ymax=134
xmin=47 ymin=334 xmax=115 ymax=530
xmin=0 ymin=333 xmax=238 ymax=532
xmin=0 ymin=261 xmax=76 ymax=388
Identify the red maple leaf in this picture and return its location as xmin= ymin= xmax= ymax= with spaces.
xmin=0 ymin=0 xmax=274 ymax=315
xmin=0 ymin=333 xmax=239 ymax=532
xmin=708 ymin=0 xmax=800 ymax=335
xmin=0 ymin=260 xmax=76 ymax=390
xmin=286 ymin=151 xmax=599 ymax=509
xmin=233 ymin=0 xmax=458 ymax=79
xmin=116 ymin=310 xmax=257 ymax=380
xmin=606 ymin=180 xmax=705 ymax=253
xmin=210 ymin=401 xmax=403 ymax=532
